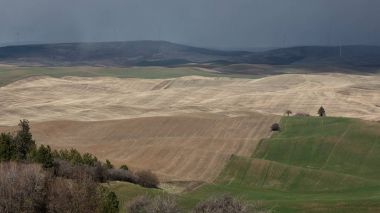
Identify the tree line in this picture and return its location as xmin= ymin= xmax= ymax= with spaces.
xmin=0 ymin=119 xmax=159 ymax=213
xmin=1 ymin=120 xmax=268 ymax=213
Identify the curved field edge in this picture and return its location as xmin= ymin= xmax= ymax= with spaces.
xmin=110 ymin=116 xmax=380 ymax=212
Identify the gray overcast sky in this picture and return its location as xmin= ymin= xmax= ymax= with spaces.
xmin=0 ymin=0 xmax=379 ymax=49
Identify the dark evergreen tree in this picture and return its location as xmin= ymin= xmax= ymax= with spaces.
xmin=98 ymin=187 xmax=119 ymax=213
xmin=104 ymin=159 xmax=114 ymax=169
xmin=82 ymin=153 xmax=98 ymax=166
xmin=33 ymin=145 xmax=54 ymax=168
xmin=14 ymin=119 xmax=36 ymax=160
xmin=0 ymin=133 xmax=15 ymax=161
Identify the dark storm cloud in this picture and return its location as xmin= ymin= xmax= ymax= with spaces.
xmin=0 ymin=0 xmax=379 ymax=49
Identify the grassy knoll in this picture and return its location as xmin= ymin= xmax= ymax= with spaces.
xmin=110 ymin=116 xmax=380 ymax=212
xmin=254 ymin=117 xmax=380 ymax=180
xmin=0 ymin=66 xmax=255 ymax=86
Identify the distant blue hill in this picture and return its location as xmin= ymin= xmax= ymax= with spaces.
xmin=0 ymin=40 xmax=379 ymax=68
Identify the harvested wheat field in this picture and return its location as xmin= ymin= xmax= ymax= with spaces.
xmin=0 ymin=73 xmax=379 ymax=181
xmin=0 ymin=113 xmax=278 ymax=182
xmin=0 ymin=73 xmax=379 ymax=126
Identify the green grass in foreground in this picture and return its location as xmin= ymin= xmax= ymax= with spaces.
xmin=0 ymin=66 xmax=256 ymax=86
xmin=111 ymin=117 xmax=380 ymax=212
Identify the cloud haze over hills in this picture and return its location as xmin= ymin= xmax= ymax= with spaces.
xmin=0 ymin=0 xmax=379 ymax=49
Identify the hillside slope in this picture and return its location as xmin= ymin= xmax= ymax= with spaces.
xmin=109 ymin=117 xmax=380 ymax=212
xmin=182 ymin=116 xmax=380 ymax=212
xmin=0 ymin=113 xmax=279 ymax=182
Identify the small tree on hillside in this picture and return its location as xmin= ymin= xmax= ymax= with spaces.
xmin=285 ymin=110 xmax=292 ymax=116
xmin=318 ymin=106 xmax=326 ymax=117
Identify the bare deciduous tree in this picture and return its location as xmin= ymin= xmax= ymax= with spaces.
xmin=0 ymin=162 xmax=48 ymax=213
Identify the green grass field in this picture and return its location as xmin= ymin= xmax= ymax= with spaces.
xmin=0 ymin=66 xmax=257 ymax=86
xmin=110 ymin=116 xmax=380 ymax=212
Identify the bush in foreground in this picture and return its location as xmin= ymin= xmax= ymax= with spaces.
xmin=98 ymin=187 xmax=120 ymax=213
xmin=294 ymin=112 xmax=310 ymax=117
xmin=47 ymin=176 xmax=100 ymax=213
xmin=0 ymin=162 xmax=47 ymax=212
xmin=192 ymin=195 xmax=250 ymax=213
xmin=135 ymin=170 xmax=160 ymax=188
xmin=126 ymin=195 xmax=179 ymax=213
xmin=30 ymin=144 xmax=54 ymax=168
xmin=107 ymin=168 xmax=138 ymax=183
xmin=0 ymin=162 xmax=120 ymax=213
xmin=126 ymin=195 xmax=150 ymax=213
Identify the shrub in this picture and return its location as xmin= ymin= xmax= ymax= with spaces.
xmin=104 ymin=159 xmax=114 ymax=169
xmin=294 ymin=112 xmax=310 ymax=117
xmin=47 ymin=176 xmax=100 ymax=213
xmin=120 ymin=164 xmax=129 ymax=170
xmin=126 ymin=195 xmax=150 ymax=213
xmin=0 ymin=162 xmax=48 ymax=213
xmin=193 ymin=195 xmax=250 ymax=213
xmin=107 ymin=168 xmax=138 ymax=183
xmin=31 ymin=145 xmax=54 ymax=168
xmin=126 ymin=195 xmax=179 ymax=213
xmin=94 ymin=161 xmax=109 ymax=182
xmin=0 ymin=162 xmax=118 ymax=213
xmin=135 ymin=170 xmax=159 ymax=188
xmin=149 ymin=195 xmax=179 ymax=213
xmin=270 ymin=123 xmax=280 ymax=131
xmin=53 ymin=160 xmax=107 ymax=182
xmin=98 ymin=186 xmax=119 ymax=213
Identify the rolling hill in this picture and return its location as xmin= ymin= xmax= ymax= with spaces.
xmin=0 ymin=74 xmax=379 ymax=127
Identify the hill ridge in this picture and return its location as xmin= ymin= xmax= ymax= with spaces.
xmin=1 ymin=40 xmax=380 ymax=68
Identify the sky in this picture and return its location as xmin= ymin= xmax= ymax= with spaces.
xmin=0 ymin=0 xmax=379 ymax=49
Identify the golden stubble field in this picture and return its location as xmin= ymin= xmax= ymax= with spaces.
xmin=0 ymin=73 xmax=379 ymax=182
